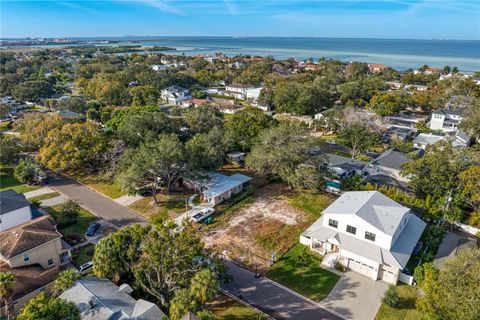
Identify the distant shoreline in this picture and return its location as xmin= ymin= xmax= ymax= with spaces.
xmin=2 ymin=37 xmax=478 ymax=71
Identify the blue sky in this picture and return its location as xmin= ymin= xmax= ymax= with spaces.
xmin=1 ymin=0 xmax=479 ymax=39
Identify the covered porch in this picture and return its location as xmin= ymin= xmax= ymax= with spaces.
xmin=311 ymin=236 xmax=340 ymax=255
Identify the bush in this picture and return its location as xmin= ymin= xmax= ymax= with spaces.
xmin=414 ymin=262 xmax=438 ymax=287
xmin=468 ymin=212 xmax=480 ymax=228
xmin=334 ymin=261 xmax=347 ymax=272
xmin=382 ymin=285 xmax=400 ymax=307
xmin=59 ymin=200 xmax=80 ymax=223
xmin=14 ymin=158 xmax=45 ymax=185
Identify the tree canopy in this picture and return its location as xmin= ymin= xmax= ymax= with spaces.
xmin=416 ymin=248 xmax=480 ymax=320
xmin=246 ymin=121 xmax=327 ymax=190
xmin=93 ymin=223 xmax=224 ymax=308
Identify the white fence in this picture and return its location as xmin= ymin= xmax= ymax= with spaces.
xmin=456 ymin=222 xmax=479 ymax=236
xmin=398 ymin=272 xmax=414 ymax=285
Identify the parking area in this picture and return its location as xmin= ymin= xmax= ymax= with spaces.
xmin=321 ymin=270 xmax=388 ymax=320
xmin=84 ymin=219 xmax=116 ymax=244
xmin=433 ymin=231 xmax=477 ymax=269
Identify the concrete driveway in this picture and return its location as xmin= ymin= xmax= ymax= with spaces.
xmin=321 ymin=271 xmax=388 ymax=320
xmin=433 ymin=231 xmax=477 ymax=269
xmin=49 ymin=175 xmax=146 ymax=228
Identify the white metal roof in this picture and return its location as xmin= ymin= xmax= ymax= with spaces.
xmin=322 ymin=191 xmax=410 ymax=235
xmin=202 ymin=173 xmax=251 ymax=198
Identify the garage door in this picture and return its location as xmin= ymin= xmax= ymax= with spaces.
xmin=379 ymin=267 xmax=397 ymax=284
xmin=348 ymin=259 xmax=375 ymax=278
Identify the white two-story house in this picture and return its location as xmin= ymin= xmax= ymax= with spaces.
xmin=225 ymin=84 xmax=254 ymax=100
xmin=160 ymin=85 xmax=192 ymax=105
xmin=429 ymin=108 xmax=464 ymax=132
xmin=300 ymin=191 xmax=426 ymax=284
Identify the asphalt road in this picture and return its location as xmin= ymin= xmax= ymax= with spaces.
xmin=48 ymin=175 xmax=147 ymax=228
xmin=222 ymin=260 xmax=345 ymax=320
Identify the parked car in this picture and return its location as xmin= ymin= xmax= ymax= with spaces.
xmin=78 ymin=261 xmax=93 ymax=274
xmin=85 ymin=222 xmax=100 ymax=237
xmin=191 ymin=208 xmax=215 ymax=223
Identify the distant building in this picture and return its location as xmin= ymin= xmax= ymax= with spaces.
xmin=245 ymin=87 xmax=263 ymax=103
xmin=151 ymin=62 xmax=184 ymax=71
xmin=225 ymin=84 xmax=255 ymax=100
xmin=429 ymin=108 xmax=463 ymax=132
xmin=160 ymin=85 xmax=192 ymax=105
xmin=60 ymin=277 xmax=166 ymax=320
xmin=413 ymin=133 xmax=445 ymax=150
xmin=363 ymin=148 xmax=422 ymax=182
xmin=414 ymin=67 xmax=442 ymax=75
xmin=383 ymin=126 xmax=416 ymax=142
xmin=181 ymin=98 xmax=211 ymax=108
xmin=368 ymin=64 xmax=389 ymax=73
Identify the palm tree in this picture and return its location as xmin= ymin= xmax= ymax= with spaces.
xmin=0 ymin=272 xmax=17 ymax=320
xmin=189 ymin=269 xmax=219 ymax=307
xmin=43 ymin=99 xmax=59 ymax=111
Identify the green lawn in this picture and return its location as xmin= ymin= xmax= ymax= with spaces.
xmin=72 ymin=245 xmax=95 ymax=267
xmin=267 ymin=244 xmax=340 ymax=302
xmin=27 ymin=192 xmax=60 ymax=202
xmin=0 ymin=164 xmax=41 ymax=193
xmin=375 ymin=285 xmax=421 ymax=320
xmin=67 ymin=171 xmax=124 ymax=199
xmin=44 ymin=204 xmax=97 ymax=236
xmin=209 ymin=294 xmax=261 ymax=320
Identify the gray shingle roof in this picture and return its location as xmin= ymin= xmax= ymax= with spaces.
xmin=370 ymin=148 xmax=409 ymax=170
xmin=326 ymin=154 xmax=367 ymax=172
xmin=432 ymin=108 xmax=464 ymax=117
xmin=0 ymin=189 xmax=31 ymax=215
xmin=413 ymin=133 xmax=444 ymax=146
xmin=322 ymin=191 xmax=410 ymax=235
xmin=59 ymin=277 xmax=166 ymax=320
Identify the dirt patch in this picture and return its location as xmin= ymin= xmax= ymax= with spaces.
xmin=202 ymin=182 xmax=324 ymax=272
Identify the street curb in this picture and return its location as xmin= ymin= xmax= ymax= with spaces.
xmin=226 ymin=259 xmax=350 ymax=320
xmin=47 ymin=184 xmax=119 ymax=231
xmin=218 ymin=288 xmax=274 ymax=320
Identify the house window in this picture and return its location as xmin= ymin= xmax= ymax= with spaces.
xmin=346 ymin=225 xmax=357 ymax=235
xmin=365 ymin=231 xmax=376 ymax=242
xmin=48 ymin=259 xmax=53 ymax=266
xmin=23 ymin=253 xmax=30 ymax=262
xmin=328 ymin=219 xmax=338 ymax=228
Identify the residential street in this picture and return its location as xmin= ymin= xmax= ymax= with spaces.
xmin=222 ymin=260 xmax=345 ymax=320
xmin=48 ymin=175 xmax=147 ymax=228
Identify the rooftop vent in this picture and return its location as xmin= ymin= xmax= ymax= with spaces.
xmin=88 ymin=299 xmax=95 ymax=309
xmin=118 ymin=283 xmax=133 ymax=295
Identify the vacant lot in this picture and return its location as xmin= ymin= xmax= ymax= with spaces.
xmin=202 ymin=182 xmax=336 ymax=271
xmin=128 ymin=189 xmax=194 ymax=220
xmin=66 ymin=171 xmax=124 ymax=199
